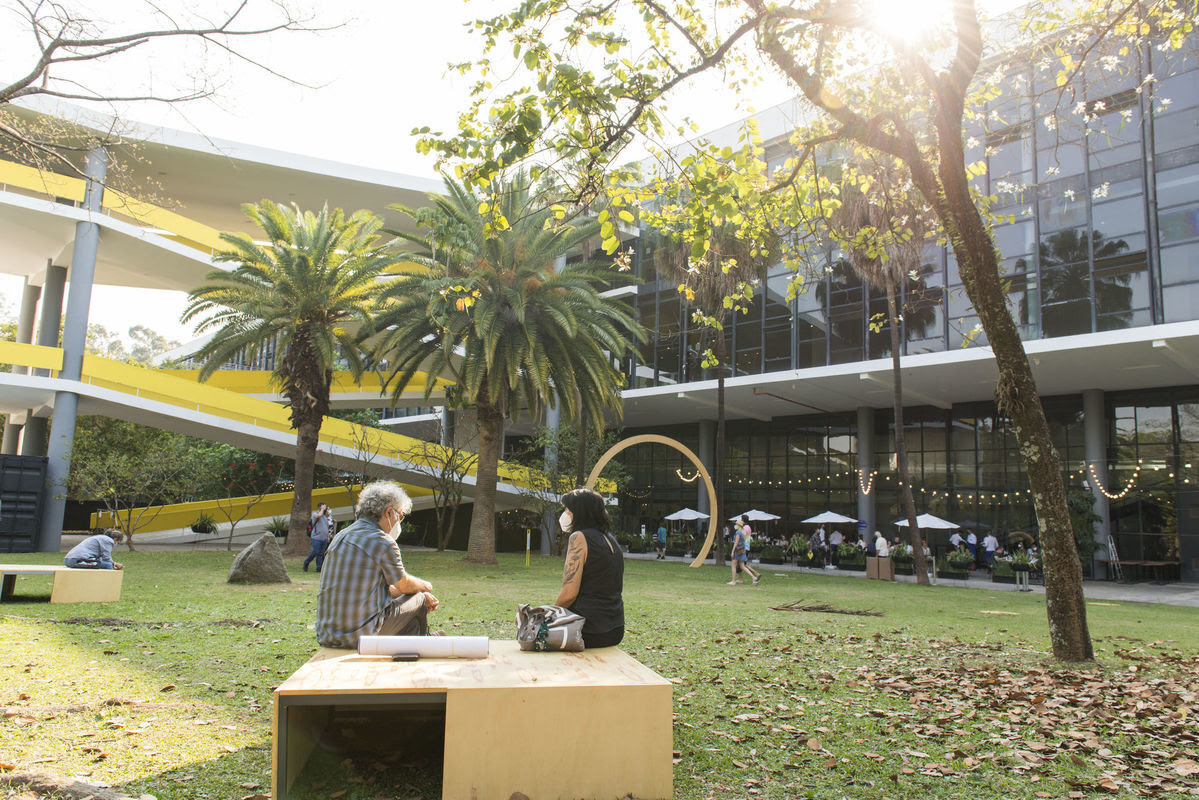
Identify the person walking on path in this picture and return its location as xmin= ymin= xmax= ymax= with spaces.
xmin=728 ymin=515 xmax=761 ymax=585
xmin=304 ymin=502 xmax=333 ymax=572
xmin=655 ymin=521 xmax=668 ymax=559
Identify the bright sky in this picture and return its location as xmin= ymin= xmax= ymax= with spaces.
xmin=0 ymin=0 xmax=1016 ymax=347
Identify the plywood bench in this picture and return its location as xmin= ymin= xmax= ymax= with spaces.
xmin=273 ymin=640 xmax=673 ymax=800
xmin=0 ymin=564 xmax=123 ymax=604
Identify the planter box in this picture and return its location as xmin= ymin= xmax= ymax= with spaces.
xmin=1011 ymin=563 xmax=1032 ymax=573
xmin=991 ymin=574 xmax=1017 ymax=584
xmin=894 ymin=566 xmax=914 ymax=576
xmin=940 ymin=569 xmax=968 ymax=579
xmin=759 ymin=557 xmax=784 ymax=565
xmin=838 ymin=562 xmax=866 ymax=572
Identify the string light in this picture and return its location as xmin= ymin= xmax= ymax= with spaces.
xmin=858 ymin=470 xmax=878 ymax=495
xmin=1085 ymin=460 xmax=1142 ymax=500
xmin=675 ymin=469 xmax=699 ymax=483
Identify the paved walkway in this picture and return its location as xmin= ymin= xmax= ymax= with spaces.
xmin=625 ymin=552 xmax=1199 ymax=608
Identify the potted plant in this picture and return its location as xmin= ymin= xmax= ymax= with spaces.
xmin=266 ymin=516 xmax=289 ymax=538
xmin=628 ymin=533 xmax=647 ymax=554
xmin=891 ymin=541 xmax=914 ymax=575
xmin=190 ymin=511 xmax=217 ymax=534
xmin=947 ymin=545 xmax=974 ymax=573
xmin=990 ymin=558 xmax=1016 ymax=584
xmin=785 ymin=535 xmax=808 ymax=565
xmin=837 ymin=543 xmax=866 ymax=571
xmin=1010 ymin=550 xmax=1034 ymax=572
xmin=759 ymin=545 xmax=786 ymax=565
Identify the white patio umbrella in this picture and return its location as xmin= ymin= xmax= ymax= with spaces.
xmin=802 ymin=511 xmax=858 ymax=525
xmin=728 ymin=509 xmax=782 ymax=522
xmin=664 ymin=508 xmax=710 ymax=521
xmin=893 ymin=513 xmax=960 ymax=529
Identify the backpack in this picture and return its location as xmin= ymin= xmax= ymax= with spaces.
xmin=306 ymin=517 xmax=314 ymax=538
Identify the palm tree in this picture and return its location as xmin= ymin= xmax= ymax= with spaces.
xmin=831 ymin=162 xmax=932 ymax=585
xmin=660 ymin=227 xmax=775 ymax=568
xmin=371 ymin=174 xmax=644 ymax=564
xmin=183 ymin=201 xmax=392 ymax=556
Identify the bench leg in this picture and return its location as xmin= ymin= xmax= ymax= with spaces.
xmin=1 ymin=574 xmax=14 ymax=601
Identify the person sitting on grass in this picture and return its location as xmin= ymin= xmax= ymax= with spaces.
xmin=316 ymin=481 xmax=438 ymax=649
xmin=64 ymin=528 xmax=124 ymax=570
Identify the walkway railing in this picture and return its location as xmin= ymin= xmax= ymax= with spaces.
xmin=0 ymin=341 xmax=545 ymax=491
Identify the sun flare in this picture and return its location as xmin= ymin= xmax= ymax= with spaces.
xmin=864 ymin=0 xmax=955 ymax=43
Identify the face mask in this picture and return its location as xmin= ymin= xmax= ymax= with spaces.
xmin=389 ymin=520 xmax=402 ymax=541
xmin=558 ymin=510 xmax=573 ymax=533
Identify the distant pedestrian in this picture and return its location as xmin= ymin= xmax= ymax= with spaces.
xmin=728 ymin=515 xmax=761 ymax=586
xmin=966 ymin=529 xmax=978 ymax=566
xmin=304 ymin=502 xmax=333 ymax=572
xmin=655 ymin=521 xmax=668 ymax=560
xmin=982 ymin=532 xmax=999 ymax=567
xmin=949 ymin=530 xmax=964 ymax=550
xmin=828 ymin=528 xmax=843 ymax=567
xmin=873 ymin=530 xmax=890 ymax=558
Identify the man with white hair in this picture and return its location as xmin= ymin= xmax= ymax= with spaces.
xmin=316 ymin=481 xmax=439 ymax=649
xmin=64 ymin=528 xmax=124 ymax=570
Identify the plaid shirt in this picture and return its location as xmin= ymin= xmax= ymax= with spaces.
xmin=315 ymin=517 xmax=407 ymax=649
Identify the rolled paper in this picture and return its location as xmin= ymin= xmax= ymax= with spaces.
xmin=357 ymin=635 xmax=489 ymax=659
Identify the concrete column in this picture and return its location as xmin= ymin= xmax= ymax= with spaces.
xmin=33 ymin=262 xmax=67 ymax=375
xmin=2 ymin=280 xmax=42 ymax=453
xmin=697 ymin=420 xmax=715 ymax=515
xmin=1083 ymin=388 xmax=1111 ymax=577
xmin=541 ymin=403 xmax=561 ymax=553
xmin=857 ymin=406 xmax=876 ymax=542
xmin=20 ymin=263 xmax=67 ymax=456
xmin=40 ymin=146 xmax=107 ymax=552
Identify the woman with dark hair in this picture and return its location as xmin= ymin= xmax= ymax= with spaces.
xmin=554 ymin=487 xmax=624 ymax=648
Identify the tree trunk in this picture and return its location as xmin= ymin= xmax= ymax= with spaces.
xmin=285 ymin=419 xmax=320 ymax=557
xmin=887 ymin=281 xmax=929 ymax=584
xmin=938 ymin=153 xmax=1092 ymax=661
xmin=713 ymin=330 xmax=727 ymax=567
xmin=465 ymin=402 xmax=502 ymax=564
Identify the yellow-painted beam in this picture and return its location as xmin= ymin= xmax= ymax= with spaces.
xmin=100 ymin=188 xmax=225 ymax=253
xmin=90 ymin=484 xmax=434 ymax=534
xmin=159 ymin=369 xmax=454 ymax=395
xmin=0 ymin=159 xmax=86 ymax=202
xmin=0 ymin=340 xmax=63 ymax=372
xmin=0 ymin=341 xmax=553 ymax=492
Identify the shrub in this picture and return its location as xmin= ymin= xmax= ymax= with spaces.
xmin=190 ymin=512 xmax=216 ymax=534
xmin=266 ymin=516 xmax=290 ymax=537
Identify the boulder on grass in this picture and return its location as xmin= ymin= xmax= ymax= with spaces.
xmin=228 ymin=533 xmax=291 ymax=584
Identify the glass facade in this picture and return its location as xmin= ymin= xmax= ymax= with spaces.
xmin=621 ymin=33 xmax=1199 ymax=386
xmin=603 ymin=29 xmax=1199 ymax=583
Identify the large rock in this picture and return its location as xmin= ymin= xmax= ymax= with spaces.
xmin=228 ymin=533 xmax=291 ymax=584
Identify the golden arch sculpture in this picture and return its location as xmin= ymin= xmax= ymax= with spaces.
xmin=585 ymin=433 xmax=718 ymax=568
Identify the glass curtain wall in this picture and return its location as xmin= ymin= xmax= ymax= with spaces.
xmin=623 ymin=29 xmax=1192 ymax=391
xmin=1108 ymin=389 xmax=1199 ymax=579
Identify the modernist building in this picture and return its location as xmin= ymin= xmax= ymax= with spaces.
xmin=610 ymin=34 xmax=1199 ymax=582
xmin=1 ymin=26 xmax=1196 ymax=582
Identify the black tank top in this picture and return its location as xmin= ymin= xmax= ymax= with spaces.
xmin=569 ymin=527 xmax=624 ymax=635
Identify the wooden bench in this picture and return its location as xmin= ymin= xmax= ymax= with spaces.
xmin=273 ymin=640 xmax=673 ymax=800
xmin=0 ymin=564 xmax=124 ymax=604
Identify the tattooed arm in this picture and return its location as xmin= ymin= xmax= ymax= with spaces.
xmin=555 ymin=531 xmax=589 ymax=607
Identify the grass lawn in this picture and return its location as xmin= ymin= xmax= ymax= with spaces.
xmin=1 ymin=550 xmax=1196 ymax=799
